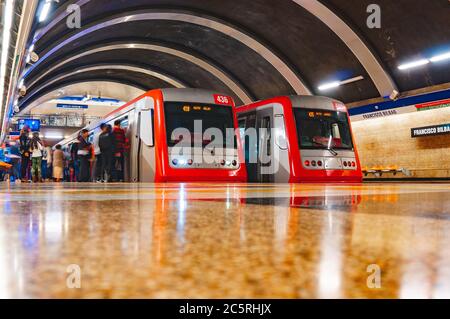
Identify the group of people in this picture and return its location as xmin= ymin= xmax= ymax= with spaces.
xmin=3 ymin=120 xmax=128 ymax=183
xmin=76 ymin=120 xmax=127 ymax=183
xmin=16 ymin=127 xmax=53 ymax=183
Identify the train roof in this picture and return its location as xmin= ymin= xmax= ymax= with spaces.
xmin=56 ymin=88 xmax=234 ymax=147
xmin=236 ymin=95 xmax=347 ymax=112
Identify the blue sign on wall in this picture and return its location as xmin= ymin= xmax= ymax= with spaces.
xmin=56 ymin=103 xmax=88 ymax=109
xmin=18 ymin=119 xmax=41 ymax=131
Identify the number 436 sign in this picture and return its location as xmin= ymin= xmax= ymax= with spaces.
xmin=214 ymin=94 xmax=233 ymax=106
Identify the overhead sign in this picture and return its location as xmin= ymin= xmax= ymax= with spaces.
xmin=56 ymin=103 xmax=88 ymax=109
xmin=411 ymin=123 xmax=450 ymax=138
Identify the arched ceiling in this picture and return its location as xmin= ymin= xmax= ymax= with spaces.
xmin=17 ymin=0 xmax=450 ymax=111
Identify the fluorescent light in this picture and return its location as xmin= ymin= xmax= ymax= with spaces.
xmin=398 ymin=59 xmax=429 ymax=70
xmin=318 ymin=81 xmax=340 ymax=91
xmin=39 ymin=1 xmax=52 ymax=23
xmin=430 ymin=52 xmax=450 ymax=63
xmin=340 ymin=75 xmax=364 ymax=85
xmin=318 ymin=76 xmax=364 ymax=91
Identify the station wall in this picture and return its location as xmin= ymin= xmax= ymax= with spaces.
xmin=351 ymin=107 xmax=450 ymax=179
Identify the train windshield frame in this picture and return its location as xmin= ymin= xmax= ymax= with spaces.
xmin=294 ymin=108 xmax=354 ymax=151
xmin=164 ymin=102 xmax=237 ymax=148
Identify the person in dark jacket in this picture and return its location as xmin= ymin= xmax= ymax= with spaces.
xmin=77 ymin=129 xmax=93 ymax=182
xmin=19 ymin=126 xmax=31 ymax=182
xmin=70 ymin=141 xmax=79 ymax=181
xmin=99 ymin=124 xmax=115 ymax=182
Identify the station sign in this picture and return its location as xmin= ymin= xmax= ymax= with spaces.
xmin=56 ymin=103 xmax=88 ymax=109
xmin=411 ymin=123 xmax=450 ymax=138
xmin=351 ymin=105 xmax=416 ymax=121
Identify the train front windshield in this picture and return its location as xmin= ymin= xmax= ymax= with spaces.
xmin=164 ymin=102 xmax=236 ymax=148
xmin=294 ymin=108 xmax=354 ymax=150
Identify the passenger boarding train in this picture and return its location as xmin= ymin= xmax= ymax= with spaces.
xmin=59 ymin=88 xmax=247 ymax=183
xmin=236 ymin=95 xmax=363 ymax=183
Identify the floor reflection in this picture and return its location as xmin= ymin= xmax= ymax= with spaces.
xmin=0 ymin=182 xmax=449 ymax=298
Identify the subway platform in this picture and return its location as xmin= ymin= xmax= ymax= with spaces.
xmin=0 ymin=182 xmax=449 ymax=298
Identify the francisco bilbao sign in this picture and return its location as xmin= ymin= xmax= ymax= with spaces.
xmin=350 ymin=105 xmax=416 ymax=121
xmin=411 ymin=123 xmax=450 ymax=138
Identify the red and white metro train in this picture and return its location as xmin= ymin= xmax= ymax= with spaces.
xmin=59 ymin=88 xmax=247 ymax=183
xmin=60 ymin=89 xmax=362 ymax=184
xmin=236 ymin=95 xmax=363 ymax=183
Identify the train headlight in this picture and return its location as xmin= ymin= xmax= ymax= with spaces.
xmin=172 ymin=159 xmax=178 ymax=166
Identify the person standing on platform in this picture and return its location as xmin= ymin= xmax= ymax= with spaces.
xmin=77 ymin=129 xmax=93 ymax=182
xmin=30 ymin=132 xmax=44 ymax=183
xmin=112 ymin=120 xmax=127 ymax=182
xmin=19 ymin=126 xmax=31 ymax=182
xmin=53 ymin=144 xmax=64 ymax=182
xmin=93 ymin=123 xmax=106 ymax=182
xmin=99 ymin=124 xmax=115 ymax=182
xmin=7 ymin=142 xmax=21 ymax=182
xmin=44 ymin=145 xmax=53 ymax=181
xmin=70 ymin=141 xmax=79 ymax=181
xmin=41 ymin=145 xmax=50 ymax=182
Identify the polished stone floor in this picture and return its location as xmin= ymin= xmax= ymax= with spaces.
xmin=0 ymin=182 xmax=449 ymax=299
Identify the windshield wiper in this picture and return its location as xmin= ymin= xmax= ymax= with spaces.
xmin=327 ymin=146 xmax=338 ymax=157
xmin=312 ymin=141 xmax=338 ymax=156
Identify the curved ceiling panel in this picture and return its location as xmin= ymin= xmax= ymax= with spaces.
xmin=293 ymin=0 xmax=397 ymax=97
xmin=29 ymin=0 xmax=384 ymax=102
xmin=19 ymin=0 xmax=450 ymax=108
xmin=324 ymin=0 xmax=450 ymax=92
xmin=25 ymin=43 xmax=253 ymax=104
xmin=19 ymin=67 xmax=175 ymax=109
xmin=25 ymin=11 xmax=309 ymax=98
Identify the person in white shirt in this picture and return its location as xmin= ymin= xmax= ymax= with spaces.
xmin=30 ymin=132 xmax=44 ymax=183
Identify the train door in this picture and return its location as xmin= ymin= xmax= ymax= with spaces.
xmin=238 ymin=111 xmax=258 ymax=182
xmin=256 ymin=107 xmax=275 ymax=183
xmin=119 ymin=116 xmax=131 ymax=181
xmin=135 ymin=97 xmax=155 ymax=182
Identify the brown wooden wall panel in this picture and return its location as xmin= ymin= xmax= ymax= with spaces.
xmin=351 ymin=107 xmax=450 ymax=179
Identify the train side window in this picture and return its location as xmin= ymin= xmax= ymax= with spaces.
xmin=274 ymin=115 xmax=288 ymax=150
xmin=120 ymin=117 xmax=129 ymax=129
xmin=139 ymin=109 xmax=154 ymax=147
